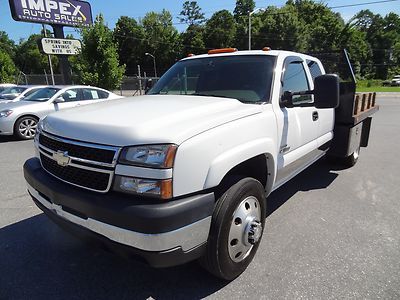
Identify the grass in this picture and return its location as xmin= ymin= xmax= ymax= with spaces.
xmin=356 ymin=86 xmax=400 ymax=93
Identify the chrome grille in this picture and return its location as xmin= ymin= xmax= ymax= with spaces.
xmin=37 ymin=132 xmax=120 ymax=193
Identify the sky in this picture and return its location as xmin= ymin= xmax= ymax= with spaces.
xmin=0 ymin=0 xmax=399 ymax=43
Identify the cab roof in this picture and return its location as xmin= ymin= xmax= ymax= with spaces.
xmin=181 ymin=49 xmax=320 ymax=62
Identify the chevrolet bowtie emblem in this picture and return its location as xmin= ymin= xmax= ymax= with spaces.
xmin=53 ymin=151 xmax=71 ymax=167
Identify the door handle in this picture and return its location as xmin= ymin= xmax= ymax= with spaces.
xmin=312 ymin=111 xmax=319 ymax=121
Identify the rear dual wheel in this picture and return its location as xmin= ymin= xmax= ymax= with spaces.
xmin=201 ymin=178 xmax=266 ymax=280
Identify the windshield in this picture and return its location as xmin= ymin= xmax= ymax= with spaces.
xmin=148 ymin=55 xmax=276 ymax=103
xmin=23 ymin=87 xmax=60 ymax=102
xmin=0 ymin=86 xmax=26 ymax=95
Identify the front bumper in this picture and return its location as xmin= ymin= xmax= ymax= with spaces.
xmin=24 ymin=157 xmax=215 ymax=267
xmin=0 ymin=118 xmax=14 ymax=135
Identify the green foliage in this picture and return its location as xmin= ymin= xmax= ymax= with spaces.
xmin=0 ymin=31 xmax=16 ymax=58
xmin=0 ymin=50 xmax=18 ymax=83
xmin=71 ymin=14 xmax=125 ymax=90
xmin=233 ymin=0 xmax=255 ymax=20
xmin=141 ymin=10 xmax=182 ymax=73
xmin=179 ymin=1 xmax=205 ymax=25
xmin=14 ymin=34 xmax=59 ymax=74
xmin=113 ymin=16 xmax=146 ymax=75
xmin=204 ymin=10 xmax=236 ymax=49
xmin=181 ymin=24 xmax=205 ymax=55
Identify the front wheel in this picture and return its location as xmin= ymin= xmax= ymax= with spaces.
xmin=14 ymin=116 xmax=38 ymax=140
xmin=200 ymin=178 xmax=266 ymax=280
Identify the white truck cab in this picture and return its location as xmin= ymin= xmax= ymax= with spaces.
xmin=24 ymin=48 xmax=378 ymax=280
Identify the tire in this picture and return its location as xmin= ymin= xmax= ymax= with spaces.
xmin=14 ymin=116 xmax=39 ymax=140
xmin=327 ymin=146 xmax=360 ymax=168
xmin=342 ymin=146 xmax=360 ymax=167
xmin=200 ymin=177 xmax=266 ymax=280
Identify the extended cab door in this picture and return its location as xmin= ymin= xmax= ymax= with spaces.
xmin=274 ymin=56 xmax=321 ymax=188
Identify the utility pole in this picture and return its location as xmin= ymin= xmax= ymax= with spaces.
xmin=42 ymin=24 xmax=55 ymax=85
xmin=145 ymin=52 xmax=157 ymax=78
xmin=52 ymin=25 xmax=72 ymax=85
xmin=248 ymin=8 xmax=264 ymax=50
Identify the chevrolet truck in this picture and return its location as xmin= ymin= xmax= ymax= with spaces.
xmin=23 ymin=48 xmax=378 ymax=280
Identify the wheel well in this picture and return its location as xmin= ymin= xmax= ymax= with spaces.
xmin=13 ymin=114 xmax=39 ymax=132
xmin=215 ymin=154 xmax=268 ymax=198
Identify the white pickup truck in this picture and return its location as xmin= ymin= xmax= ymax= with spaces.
xmin=24 ymin=48 xmax=378 ymax=280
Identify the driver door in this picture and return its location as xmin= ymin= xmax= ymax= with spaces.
xmin=53 ymin=89 xmax=82 ymax=112
xmin=275 ymin=57 xmax=321 ymax=187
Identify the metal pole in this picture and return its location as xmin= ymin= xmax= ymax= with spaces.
xmin=137 ymin=65 xmax=142 ymax=95
xmin=248 ymin=12 xmax=251 ymax=50
xmin=52 ymin=25 xmax=72 ymax=85
xmin=42 ymin=24 xmax=55 ymax=85
xmin=153 ymin=56 xmax=157 ymax=78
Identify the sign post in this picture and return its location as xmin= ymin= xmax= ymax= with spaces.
xmin=8 ymin=0 xmax=93 ymax=84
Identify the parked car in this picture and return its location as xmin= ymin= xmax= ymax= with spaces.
xmin=0 ymin=85 xmax=122 ymax=139
xmin=0 ymin=83 xmax=16 ymax=93
xmin=0 ymin=85 xmax=47 ymax=104
xmin=0 ymin=85 xmax=29 ymax=100
xmin=390 ymin=75 xmax=400 ymax=86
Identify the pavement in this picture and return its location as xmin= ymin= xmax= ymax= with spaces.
xmin=0 ymin=96 xmax=399 ymax=299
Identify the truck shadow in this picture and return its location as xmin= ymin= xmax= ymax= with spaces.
xmin=267 ymin=159 xmax=339 ymax=216
xmin=0 ymin=159 xmax=339 ymax=299
xmin=0 ymin=136 xmax=18 ymax=143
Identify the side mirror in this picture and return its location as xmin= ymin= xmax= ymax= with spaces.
xmin=145 ymin=79 xmax=154 ymax=94
xmin=54 ymin=96 xmax=65 ymax=103
xmin=280 ymin=91 xmax=294 ymax=108
xmin=314 ymin=74 xmax=339 ymax=109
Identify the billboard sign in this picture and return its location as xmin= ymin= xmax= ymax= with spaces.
xmin=39 ymin=38 xmax=81 ymax=55
xmin=9 ymin=0 xmax=93 ymax=27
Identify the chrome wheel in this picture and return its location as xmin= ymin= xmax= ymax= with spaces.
xmin=228 ymin=195 xmax=262 ymax=263
xmin=18 ymin=118 xmax=37 ymax=139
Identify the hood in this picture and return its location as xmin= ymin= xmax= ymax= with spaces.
xmin=0 ymin=93 xmax=18 ymax=100
xmin=0 ymin=100 xmax=41 ymax=110
xmin=42 ymin=95 xmax=262 ymax=146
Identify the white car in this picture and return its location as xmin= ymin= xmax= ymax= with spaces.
xmin=390 ymin=75 xmax=400 ymax=86
xmin=0 ymin=84 xmax=16 ymax=93
xmin=0 ymin=85 xmax=47 ymax=104
xmin=0 ymin=85 xmax=122 ymax=139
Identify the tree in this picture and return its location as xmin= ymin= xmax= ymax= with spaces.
xmin=181 ymin=24 xmax=206 ymax=55
xmin=179 ymin=1 xmax=205 ymax=25
xmin=141 ymin=10 xmax=182 ymax=74
xmin=0 ymin=50 xmax=18 ymax=83
xmin=15 ymin=34 xmax=58 ymax=74
xmin=256 ymin=6 xmax=306 ymax=51
xmin=233 ymin=0 xmax=255 ymax=20
xmin=71 ymin=14 xmax=125 ymax=89
xmin=113 ymin=16 xmax=146 ymax=75
xmin=204 ymin=10 xmax=236 ymax=49
xmin=233 ymin=0 xmax=256 ymax=50
xmin=0 ymin=31 xmax=16 ymax=58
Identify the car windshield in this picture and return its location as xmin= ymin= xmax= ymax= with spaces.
xmin=0 ymin=86 xmax=26 ymax=95
xmin=23 ymin=87 xmax=60 ymax=102
xmin=148 ymin=55 xmax=276 ymax=103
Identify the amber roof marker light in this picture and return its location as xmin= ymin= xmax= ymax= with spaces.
xmin=208 ymin=48 xmax=238 ymax=55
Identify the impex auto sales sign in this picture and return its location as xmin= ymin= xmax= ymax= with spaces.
xmin=9 ymin=0 xmax=93 ymax=27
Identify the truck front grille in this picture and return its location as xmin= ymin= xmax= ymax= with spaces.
xmin=37 ymin=132 xmax=120 ymax=193
xmin=40 ymin=154 xmax=110 ymax=191
xmin=39 ymin=133 xmax=116 ymax=164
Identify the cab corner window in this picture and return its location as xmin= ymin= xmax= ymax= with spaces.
xmin=282 ymin=61 xmax=312 ymax=105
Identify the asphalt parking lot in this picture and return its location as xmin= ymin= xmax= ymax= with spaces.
xmin=0 ymin=95 xmax=399 ymax=299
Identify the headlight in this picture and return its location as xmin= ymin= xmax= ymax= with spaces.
xmin=119 ymin=144 xmax=177 ymax=168
xmin=0 ymin=110 xmax=13 ymax=118
xmin=114 ymin=176 xmax=172 ymax=199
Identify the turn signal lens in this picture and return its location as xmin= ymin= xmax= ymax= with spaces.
xmin=114 ymin=176 xmax=173 ymax=200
